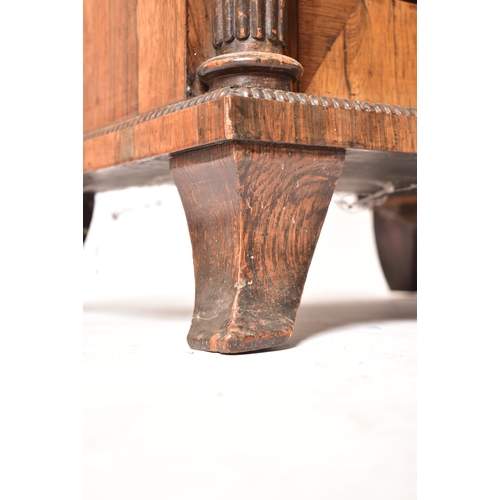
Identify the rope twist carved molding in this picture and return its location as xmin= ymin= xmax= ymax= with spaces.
xmin=83 ymin=86 xmax=417 ymax=141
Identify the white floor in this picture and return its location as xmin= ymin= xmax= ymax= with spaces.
xmin=83 ymin=185 xmax=417 ymax=500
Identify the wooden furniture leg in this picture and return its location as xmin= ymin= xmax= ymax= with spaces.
xmin=83 ymin=192 xmax=94 ymax=244
xmin=374 ymin=195 xmax=417 ymax=291
xmin=83 ymin=0 xmax=417 ymax=353
xmin=171 ymin=142 xmax=344 ymax=353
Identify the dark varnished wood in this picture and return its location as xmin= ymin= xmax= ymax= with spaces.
xmin=171 ymin=142 xmax=344 ymax=353
xmin=198 ymin=0 xmax=302 ymax=91
xmin=186 ymin=0 xmax=299 ymax=96
xmin=374 ymin=195 xmax=417 ymax=291
xmin=198 ymin=52 xmax=303 ymax=91
xmin=83 ymin=192 xmax=95 ymax=243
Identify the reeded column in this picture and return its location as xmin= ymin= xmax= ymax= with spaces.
xmin=198 ymin=0 xmax=302 ymax=91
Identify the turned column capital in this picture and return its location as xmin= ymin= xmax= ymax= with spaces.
xmin=198 ymin=0 xmax=302 ymax=91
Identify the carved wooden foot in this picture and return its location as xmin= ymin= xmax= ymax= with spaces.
xmin=171 ymin=142 xmax=344 ymax=353
xmin=83 ymin=192 xmax=95 ymax=244
xmin=374 ymin=195 xmax=417 ymax=291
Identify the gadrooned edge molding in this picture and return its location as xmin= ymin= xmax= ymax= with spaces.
xmin=83 ymin=87 xmax=417 ymax=141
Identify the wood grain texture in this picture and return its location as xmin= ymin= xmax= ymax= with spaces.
xmin=171 ymin=142 xmax=344 ymax=353
xmin=297 ymin=0 xmax=359 ymax=92
xmin=136 ymin=0 xmax=186 ymax=113
xmin=83 ymin=94 xmax=230 ymax=173
xmin=83 ymin=192 xmax=95 ymax=243
xmin=306 ymin=0 xmax=416 ymax=107
xmin=84 ymin=0 xmax=187 ymax=134
xmin=187 ymin=0 xmax=215 ymax=96
xmin=226 ymin=90 xmax=416 ymax=153
xmin=393 ymin=0 xmax=417 ymax=106
xmin=84 ymin=0 xmax=138 ymax=133
xmin=83 ymin=87 xmax=416 ymax=172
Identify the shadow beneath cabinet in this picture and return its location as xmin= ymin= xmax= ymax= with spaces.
xmin=83 ymin=298 xmax=193 ymax=320
xmin=84 ymin=294 xmax=416 ymax=350
xmin=274 ymin=295 xmax=417 ymax=350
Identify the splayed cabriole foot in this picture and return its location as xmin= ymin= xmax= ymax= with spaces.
xmin=171 ymin=142 xmax=344 ymax=354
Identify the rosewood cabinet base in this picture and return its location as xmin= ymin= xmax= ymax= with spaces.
xmin=171 ymin=142 xmax=344 ymax=353
xmin=83 ymin=88 xmax=417 ymax=354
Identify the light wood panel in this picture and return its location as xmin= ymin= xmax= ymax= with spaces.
xmin=83 ymin=0 xmax=138 ymax=133
xmin=83 ymin=0 xmax=187 ymax=134
xmin=297 ymin=0 xmax=359 ymax=92
xmin=306 ymin=0 xmax=416 ymax=107
xmin=137 ymin=0 xmax=186 ymax=113
xmin=394 ymin=0 xmax=417 ymax=106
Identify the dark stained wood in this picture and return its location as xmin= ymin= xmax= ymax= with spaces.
xmin=83 ymin=192 xmax=95 ymax=243
xmin=187 ymin=0 xmax=299 ymax=96
xmin=197 ymin=0 xmax=302 ymax=91
xmin=374 ymin=195 xmax=417 ymax=291
xmin=83 ymin=87 xmax=416 ymax=172
xmin=198 ymin=52 xmax=303 ymax=90
xmin=171 ymin=142 xmax=344 ymax=353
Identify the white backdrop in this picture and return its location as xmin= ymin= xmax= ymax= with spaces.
xmin=83 ymin=184 xmax=390 ymax=306
xmin=82 ymin=184 xmax=416 ymax=500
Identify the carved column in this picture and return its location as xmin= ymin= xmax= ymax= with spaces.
xmin=198 ymin=0 xmax=302 ymax=91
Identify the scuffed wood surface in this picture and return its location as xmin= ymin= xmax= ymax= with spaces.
xmin=171 ymin=142 xmax=344 ymax=353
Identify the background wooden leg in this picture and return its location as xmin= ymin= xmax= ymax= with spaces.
xmin=172 ymin=142 xmax=344 ymax=353
xmin=374 ymin=195 xmax=417 ymax=292
xmin=83 ymin=192 xmax=95 ymax=244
